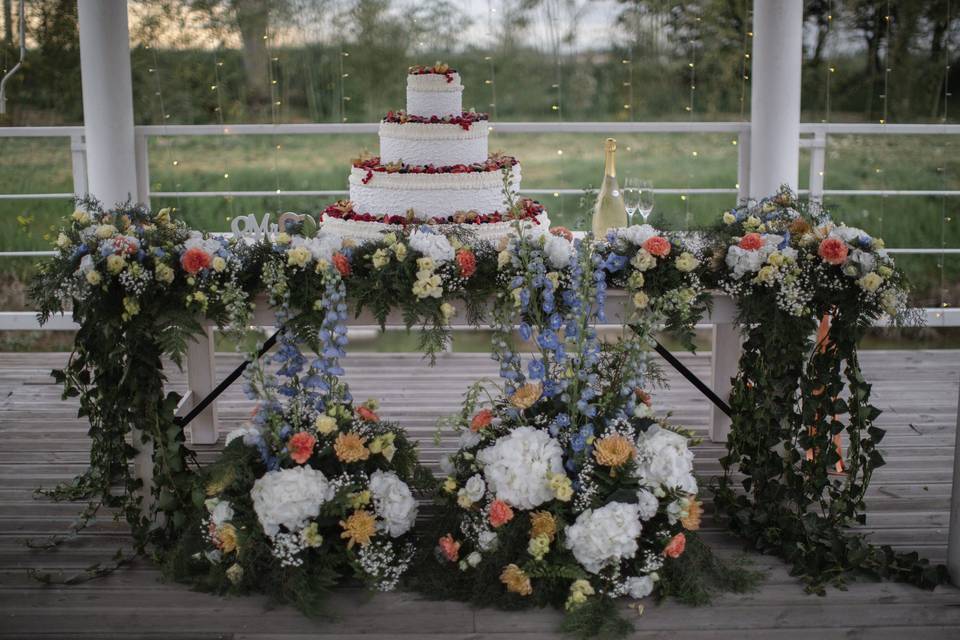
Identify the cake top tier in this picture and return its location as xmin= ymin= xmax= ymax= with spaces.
xmin=406 ymin=63 xmax=463 ymax=118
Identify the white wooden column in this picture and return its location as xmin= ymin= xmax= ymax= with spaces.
xmin=77 ymin=0 xmax=137 ymax=206
xmin=748 ymin=0 xmax=803 ymax=198
xmin=948 ymin=377 xmax=960 ymax=586
xmin=77 ymin=1 xmax=157 ymax=507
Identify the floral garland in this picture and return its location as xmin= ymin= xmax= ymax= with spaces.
xmin=382 ymin=110 xmax=488 ymax=130
xmin=352 ymin=154 xmax=517 ymax=179
xmin=321 ymin=196 xmax=545 ymax=228
xmin=703 ymin=188 xmax=946 ymax=592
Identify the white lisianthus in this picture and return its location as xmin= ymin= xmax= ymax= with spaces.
xmin=463 ymin=474 xmax=486 ymax=502
xmin=204 ymin=498 xmax=235 ymax=526
xmin=368 ymin=470 xmax=418 ymax=538
xmin=525 ymin=226 xmax=574 ymax=269
xmin=477 ymin=426 xmax=565 ymax=509
xmin=633 ymin=426 xmax=697 ymax=495
xmin=625 ymin=575 xmax=655 ymax=599
xmin=478 ymin=529 xmax=498 ymax=551
xmin=409 ymin=228 xmax=455 ymax=263
xmin=564 ymin=502 xmax=642 ymax=574
xmin=630 ymin=249 xmax=657 ymax=272
xmin=371 ymin=248 xmax=391 ymax=269
xmin=632 ymin=291 xmax=649 ymax=309
xmin=251 ymin=466 xmax=334 ymax=538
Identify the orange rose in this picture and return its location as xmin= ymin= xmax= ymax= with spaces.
xmin=642 ymin=235 xmax=671 ymax=258
xmin=332 ymin=252 xmax=351 ymax=276
xmin=180 ymin=247 xmax=211 ymax=274
xmin=489 ymin=499 xmax=514 ymax=528
xmin=456 ymin=249 xmax=477 ymax=278
xmin=470 ymin=409 xmax=493 ymax=432
xmin=738 ymin=233 xmax=763 ymax=251
xmin=818 ymin=237 xmax=849 ymax=265
xmin=356 ymin=406 xmax=379 ymax=422
xmin=287 ymin=431 xmax=316 ymax=465
xmin=438 ymin=533 xmax=461 ymax=562
xmin=664 ymin=532 xmax=686 ymax=558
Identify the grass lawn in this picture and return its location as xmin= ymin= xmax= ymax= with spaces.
xmin=2 ymin=130 xmax=957 ymax=327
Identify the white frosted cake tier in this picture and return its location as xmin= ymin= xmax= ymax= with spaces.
xmin=348 ymin=164 xmax=521 ymax=217
xmin=407 ymin=72 xmax=463 ymax=118
xmin=379 ymin=121 xmax=488 ymax=166
xmin=320 ymin=210 xmax=550 ymax=244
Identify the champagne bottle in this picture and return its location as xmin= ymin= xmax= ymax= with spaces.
xmin=591 ymin=138 xmax=627 ymax=237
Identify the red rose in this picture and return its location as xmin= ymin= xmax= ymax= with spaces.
xmin=738 ymin=233 xmax=763 ymax=251
xmin=818 ymin=237 xmax=849 ymax=265
xmin=356 ymin=406 xmax=379 ymax=422
xmin=470 ymin=409 xmax=493 ymax=432
xmin=664 ymin=532 xmax=686 ymax=558
xmin=489 ymin=499 xmax=514 ymax=528
xmin=332 ymin=252 xmax=351 ymax=277
xmin=287 ymin=431 xmax=316 ymax=465
xmin=642 ymin=235 xmax=671 ymax=258
xmin=456 ymin=249 xmax=477 ymax=278
xmin=180 ymin=247 xmax=211 ymax=274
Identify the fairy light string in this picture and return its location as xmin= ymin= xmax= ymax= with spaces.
xmin=938 ymin=0 xmax=953 ymax=313
xmin=210 ymin=44 xmax=237 ymax=222
xmin=145 ymin=42 xmax=183 ymax=214
xmin=266 ymin=29 xmax=283 ymax=211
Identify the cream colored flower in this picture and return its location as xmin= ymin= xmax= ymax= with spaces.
xmin=85 ymin=270 xmax=102 ymax=285
xmin=225 ymin=563 xmax=244 ymax=584
xmin=71 ymin=209 xmax=90 ymax=224
xmin=440 ymin=302 xmax=456 ymax=321
xmin=371 ymin=248 xmax=391 ymax=269
xmin=416 ymin=256 xmax=435 ymax=272
xmin=630 ymin=249 xmax=656 ymax=271
xmin=722 ymin=211 xmax=736 ymax=225
xmin=106 ymin=254 xmax=126 ymax=274
xmin=212 ymin=256 xmax=227 ymax=272
xmin=314 ymin=414 xmax=337 ymax=435
xmin=275 ymin=232 xmax=291 ymax=244
xmin=95 ymin=224 xmax=117 ymax=239
xmin=155 ymin=263 xmax=175 ymax=284
xmin=528 ymin=534 xmax=550 ymax=560
xmin=392 ymin=242 xmax=407 ymax=260
xmin=286 ymin=246 xmax=311 ymax=268
xmin=858 ymin=271 xmax=883 ymax=293
xmin=675 ymin=251 xmax=699 ymax=273
xmin=56 ymin=233 xmax=71 ymax=249
xmin=632 ymin=291 xmax=649 ymax=309
xmin=497 ymin=250 xmax=511 ymax=269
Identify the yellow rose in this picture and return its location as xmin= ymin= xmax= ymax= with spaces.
xmin=212 ymin=256 xmax=227 ymax=272
xmin=416 ymin=256 xmax=435 ymax=272
xmin=314 ymin=414 xmax=337 ymax=434
xmin=858 ymin=272 xmax=883 ymax=293
xmin=106 ymin=254 xmax=126 ymax=274
xmin=71 ymin=209 xmax=90 ymax=224
xmin=56 ymin=233 xmax=71 ymax=249
xmin=755 ymin=265 xmax=777 ymax=284
xmin=630 ymin=249 xmax=656 ymax=272
xmin=122 ymin=297 xmax=140 ymax=319
xmin=393 ymin=242 xmax=407 ymax=260
xmin=632 ymin=291 xmax=649 ymax=309
xmin=628 ymin=271 xmax=644 ymax=288
xmin=675 ymin=251 xmax=699 ymax=273
xmin=155 ymin=263 xmax=175 ymax=284
xmin=85 ymin=270 xmax=102 ymax=285
xmin=767 ymin=251 xmax=784 ymax=267
xmin=443 ymin=477 xmax=458 ymax=493
xmin=722 ymin=211 xmax=736 ymax=225
xmin=877 ymin=265 xmax=893 ymax=278
xmin=528 ymin=534 xmax=550 ymax=560
xmin=457 ymin=491 xmax=474 ymax=509
xmin=276 ymin=232 xmax=291 ymax=245
xmin=286 ymin=246 xmax=311 ymax=268
xmin=95 ymin=224 xmax=117 ymax=239
xmin=372 ymin=248 xmax=391 ymax=269
xmin=744 ymin=215 xmax=761 ymax=229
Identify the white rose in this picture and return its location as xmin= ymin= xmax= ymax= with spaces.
xmin=617 ymin=224 xmax=658 ymax=247
xmin=369 ymin=470 xmax=418 ymax=537
xmin=464 ymin=474 xmax=486 ymax=502
xmin=625 ymin=575 xmax=655 ymax=599
xmin=478 ymin=529 xmax=498 ymax=551
xmin=409 ymin=228 xmax=455 ymax=263
xmin=564 ymin=502 xmax=642 ymax=574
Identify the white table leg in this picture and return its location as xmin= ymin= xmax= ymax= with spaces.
xmin=710 ymin=321 xmax=740 ymax=442
xmin=185 ymin=325 xmax=219 ymax=445
xmin=947 ymin=376 xmax=960 ymax=586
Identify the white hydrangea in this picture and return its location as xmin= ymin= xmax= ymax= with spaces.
xmin=725 ymin=233 xmax=785 ymax=280
xmin=409 ymin=228 xmax=455 ymax=263
xmin=369 ymin=470 xmax=418 ymax=538
xmin=295 ymin=232 xmax=344 ymax=263
xmin=251 ymin=466 xmax=335 ymax=538
xmin=477 ymin=426 xmax=565 ymax=509
xmin=633 ymin=426 xmax=697 ymax=495
xmin=615 ymin=224 xmax=658 ymax=247
xmin=564 ymin=502 xmax=642 ymax=574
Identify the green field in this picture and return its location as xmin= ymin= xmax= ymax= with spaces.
xmin=2 ymin=131 xmax=958 ymax=317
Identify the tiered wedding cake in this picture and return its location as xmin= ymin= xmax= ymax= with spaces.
xmin=320 ymin=64 xmax=549 ymax=242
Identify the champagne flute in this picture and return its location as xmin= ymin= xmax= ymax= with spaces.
xmin=623 ymin=177 xmax=641 ymax=226
xmin=637 ymin=180 xmax=655 ymax=222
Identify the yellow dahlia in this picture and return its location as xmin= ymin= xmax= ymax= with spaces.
xmin=681 ymin=497 xmax=703 ymax=531
xmin=510 ymin=382 xmax=542 ymax=410
xmin=593 ymin=434 xmax=636 ymax=468
xmin=334 ymin=432 xmax=370 ymax=463
xmin=529 ymin=511 xmax=557 ymax=541
xmin=500 ymin=564 xmax=533 ymax=596
xmin=340 ymin=510 xmax=376 ymax=548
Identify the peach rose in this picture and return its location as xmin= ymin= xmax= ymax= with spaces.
xmin=356 ymin=406 xmax=379 ymax=422
xmin=738 ymin=232 xmax=763 ymax=251
xmin=489 ymin=499 xmax=514 ymax=528
xmin=550 ymin=226 xmax=574 ymax=242
xmin=180 ymin=247 xmax=211 ymax=274
xmin=287 ymin=431 xmax=316 ymax=465
xmin=642 ymin=235 xmax=671 ymax=258
xmin=470 ymin=409 xmax=494 ymax=432
xmin=456 ymin=249 xmax=477 ymax=278
xmin=438 ymin=533 xmax=460 ymax=562
xmin=332 ymin=252 xmax=351 ymax=276
xmin=664 ymin=532 xmax=686 ymax=558
xmin=818 ymin=237 xmax=849 ymax=265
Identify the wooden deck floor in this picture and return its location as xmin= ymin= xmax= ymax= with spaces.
xmin=1 ymin=350 xmax=959 ymax=639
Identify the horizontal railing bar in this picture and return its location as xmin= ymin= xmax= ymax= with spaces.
xmin=0 ymin=193 xmax=74 ymax=200
xmin=0 ymin=126 xmax=84 ymax=137
xmin=0 ymin=251 xmax=57 ymax=257
xmin=823 ymin=189 xmax=960 ymax=197
xmin=801 ymin=123 xmax=960 ymax=135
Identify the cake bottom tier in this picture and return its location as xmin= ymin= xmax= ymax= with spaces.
xmin=348 ymin=164 xmax=520 ymax=218
xmin=320 ymin=210 xmax=551 ymax=244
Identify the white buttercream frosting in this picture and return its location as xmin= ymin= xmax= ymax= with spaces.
xmin=407 ymin=72 xmax=463 ymax=117
xmin=379 ymin=121 xmax=489 ymax=166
